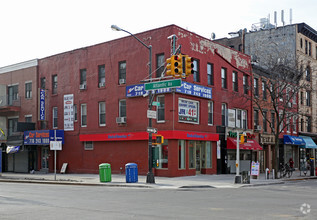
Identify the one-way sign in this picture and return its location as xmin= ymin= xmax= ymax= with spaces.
xmin=147 ymin=127 xmax=157 ymax=133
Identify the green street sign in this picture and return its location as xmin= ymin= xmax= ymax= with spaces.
xmin=144 ymin=79 xmax=181 ymax=91
xmin=152 ymin=101 xmax=160 ymax=106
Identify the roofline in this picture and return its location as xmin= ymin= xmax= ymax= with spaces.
xmin=0 ymin=59 xmax=38 ymax=74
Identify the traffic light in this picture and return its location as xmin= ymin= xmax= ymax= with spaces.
xmin=166 ymin=57 xmax=172 ymax=76
xmin=166 ymin=54 xmax=182 ymax=77
xmin=184 ymin=55 xmax=194 ymax=77
xmin=173 ymin=54 xmax=183 ymax=78
xmin=239 ymin=134 xmax=245 ymax=144
xmin=152 ymin=135 xmax=164 ymax=145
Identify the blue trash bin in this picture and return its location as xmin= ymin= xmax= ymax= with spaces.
xmin=125 ymin=163 xmax=138 ymax=183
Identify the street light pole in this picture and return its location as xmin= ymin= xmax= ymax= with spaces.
xmin=111 ymin=25 xmax=155 ymax=183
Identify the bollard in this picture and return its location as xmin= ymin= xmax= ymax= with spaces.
xmin=272 ymin=169 xmax=275 ymax=179
xmin=265 ymin=168 xmax=270 ymax=180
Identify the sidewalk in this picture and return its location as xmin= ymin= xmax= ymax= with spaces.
xmin=0 ymin=171 xmax=315 ymax=189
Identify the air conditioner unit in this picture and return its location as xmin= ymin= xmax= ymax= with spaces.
xmin=255 ymin=125 xmax=262 ymax=131
xmin=119 ymin=79 xmax=126 ymax=85
xmin=116 ymin=117 xmax=126 ymax=124
xmin=99 ymin=82 xmax=105 ymax=87
xmin=79 ymin=84 xmax=86 ymax=90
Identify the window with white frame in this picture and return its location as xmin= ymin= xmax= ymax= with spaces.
xmin=119 ymin=61 xmax=126 ymax=84
xmin=293 ymin=115 xmax=297 ymax=133
xmin=221 ymin=103 xmax=227 ymax=126
xmin=119 ymin=100 xmax=126 ymax=118
xmin=236 ymin=109 xmax=242 ymax=128
xmin=84 ymin=141 xmax=94 ymax=150
xmin=221 ymin=68 xmax=227 ymax=89
xmin=80 ymin=69 xmax=87 ymax=87
xmin=286 ymin=113 xmax=290 ymax=133
xmin=232 ymin=71 xmax=238 ymax=92
xmin=52 ymin=75 xmax=57 ymax=94
xmin=208 ymin=101 xmax=213 ymax=125
xmin=263 ymin=111 xmax=267 ymax=132
xmin=193 ymin=59 xmax=200 ymax=82
xmin=157 ymin=95 xmax=165 ymax=122
xmin=53 ymin=107 xmax=58 ymax=128
xmin=74 ymin=104 xmax=77 ymax=121
xmin=243 ymin=75 xmax=248 ymax=94
xmin=8 ymin=117 xmax=18 ymax=136
xmin=99 ymin=102 xmax=106 ymax=126
xmin=25 ymin=115 xmax=32 ymax=122
xmin=207 ymin=63 xmax=214 ymax=85
xmin=25 ymin=82 xmax=32 ymax=99
xmin=262 ymin=81 xmax=267 ymax=100
xmin=98 ymin=65 xmax=105 ymax=87
xmin=254 ymin=78 xmax=259 ymax=97
xmin=81 ymin=104 xmax=87 ymax=127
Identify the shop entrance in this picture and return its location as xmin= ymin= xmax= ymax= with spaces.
xmin=41 ymin=146 xmax=49 ymax=172
xmin=195 ymin=141 xmax=205 ymax=174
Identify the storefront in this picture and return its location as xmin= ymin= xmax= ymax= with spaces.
xmin=79 ymin=130 xmax=219 ymax=177
xmin=226 ymin=133 xmax=262 ymax=174
xmin=299 ymin=136 xmax=317 ymax=173
xmin=24 ymin=130 xmax=64 ymax=173
xmin=259 ymin=133 xmax=275 ymax=172
xmin=282 ymin=135 xmax=305 ymax=169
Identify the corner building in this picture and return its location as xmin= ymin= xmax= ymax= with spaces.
xmin=38 ymin=25 xmax=252 ymax=177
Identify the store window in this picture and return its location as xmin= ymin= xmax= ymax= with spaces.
xmin=155 ymin=140 xmax=168 ymax=169
xmin=189 ymin=141 xmax=195 ymax=169
xmin=179 ymin=140 xmax=185 ymax=169
xmin=206 ymin=142 xmax=212 ymax=168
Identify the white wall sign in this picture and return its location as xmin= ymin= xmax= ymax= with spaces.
xmin=50 ymin=141 xmax=62 ymax=150
xmin=64 ymin=94 xmax=74 ymax=131
xmin=178 ymin=98 xmax=199 ymax=124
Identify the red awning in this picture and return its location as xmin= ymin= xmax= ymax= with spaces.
xmin=227 ymin=137 xmax=263 ymax=150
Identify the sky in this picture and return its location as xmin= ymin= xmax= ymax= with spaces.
xmin=0 ymin=0 xmax=316 ymax=67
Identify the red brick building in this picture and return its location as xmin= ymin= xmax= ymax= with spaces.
xmin=33 ymin=25 xmax=253 ymax=177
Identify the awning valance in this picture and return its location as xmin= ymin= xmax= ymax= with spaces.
xmin=299 ymin=136 xmax=317 ymax=149
xmin=227 ymin=137 xmax=263 ymax=150
xmin=283 ymin=135 xmax=305 ymax=146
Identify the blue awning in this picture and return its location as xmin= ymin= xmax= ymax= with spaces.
xmin=283 ymin=135 xmax=305 ymax=145
xmin=299 ymin=136 xmax=317 ymax=149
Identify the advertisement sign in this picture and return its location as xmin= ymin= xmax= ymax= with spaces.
xmin=178 ymin=98 xmax=199 ymax=124
xmin=64 ymin=94 xmax=74 ymax=131
xmin=39 ymin=89 xmax=45 ymax=120
xmin=24 ymin=130 xmax=64 ymax=145
xmin=126 ymin=82 xmax=212 ymax=99
xmin=251 ymin=161 xmax=260 ymax=176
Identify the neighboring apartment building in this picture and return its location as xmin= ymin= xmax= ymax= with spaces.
xmin=29 ymin=24 xmax=254 ymax=177
xmin=0 ymin=59 xmax=39 ymax=172
xmin=216 ymin=22 xmax=317 ymax=171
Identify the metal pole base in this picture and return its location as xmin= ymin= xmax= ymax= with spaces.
xmin=146 ymin=172 xmax=155 ymax=184
xmin=234 ymin=175 xmax=242 ymax=184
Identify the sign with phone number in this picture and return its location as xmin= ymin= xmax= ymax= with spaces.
xmin=178 ymin=98 xmax=199 ymax=124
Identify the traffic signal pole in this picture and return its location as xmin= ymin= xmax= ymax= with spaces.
xmin=234 ymin=131 xmax=242 ymax=183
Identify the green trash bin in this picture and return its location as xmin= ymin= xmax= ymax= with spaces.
xmin=99 ymin=163 xmax=111 ymax=182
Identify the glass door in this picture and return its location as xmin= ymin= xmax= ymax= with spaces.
xmin=41 ymin=147 xmax=49 ymax=171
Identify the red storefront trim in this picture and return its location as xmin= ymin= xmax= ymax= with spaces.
xmin=227 ymin=137 xmax=263 ymax=150
xmin=79 ymin=130 xmax=219 ymax=142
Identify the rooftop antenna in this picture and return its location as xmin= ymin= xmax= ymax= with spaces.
xmin=281 ymin=10 xmax=285 ymax=26
xmin=290 ymin=8 xmax=293 ymax=24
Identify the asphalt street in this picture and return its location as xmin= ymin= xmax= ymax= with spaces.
xmin=0 ymin=179 xmax=316 ymax=219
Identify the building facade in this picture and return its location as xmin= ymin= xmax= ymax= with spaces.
xmin=33 ymin=25 xmax=253 ymax=177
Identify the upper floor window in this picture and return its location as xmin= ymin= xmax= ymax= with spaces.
xmin=308 ymin=42 xmax=312 ymax=56
xmin=306 ymin=91 xmax=311 ymax=106
xmin=232 ymin=71 xmax=238 ymax=92
xmin=271 ymin=112 xmax=275 ymax=133
xmin=119 ymin=99 xmax=126 ymax=118
xmin=221 ymin=68 xmax=227 ymax=89
xmin=8 ymin=85 xmax=18 ymax=105
xmin=98 ymin=65 xmax=105 ymax=88
xmin=81 ymin=104 xmax=87 ymax=127
xmin=243 ymin=75 xmax=248 ymax=95
xmin=207 ymin=63 xmax=214 ymax=85
xmin=293 ymin=116 xmax=297 ymax=133
xmin=40 ymin=77 xmax=46 ymax=89
xmin=305 ymin=66 xmax=311 ymax=81
xmin=254 ymin=78 xmax=259 ymax=97
xmin=52 ymin=75 xmax=57 ymax=94
xmin=25 ymin=115 xmax=32 ymax=122
xmin=25 ymin=82 xmax=32 ymax=99
xmin=254 ymin=109 xmax=259 ymax=128
xmin=193 ymin=59 xmax=200 ymax=82
xmin=156 ymin=54 xmax=165 ymax=78
xmin=262 ymin=81 xmax=267 ymax=100
xmin=305 ymin=40 xmax=308 ymax=54
xmin=80 ymin=69 xmax=87 ymax=88
xmin=74 ymin=104 xmax=77 ymax=122
xmin=307 ymin=116 xmax=312 ymax=132
xmin=157 ymin=95 xmax=165 ymax=122
xmin=99 ymin=102 xmax=106 ymax=126
xmin=53 ymin=107 xmax=58 ymax=128
xmin=8 ymin=118 xmax=18 ymax=136
xmin=221 ymin=103 xmax=227 ymax=126
xmin=119 ymin=61 xmax=126 ymax=84
xmin=208 ymin=101 xmax=213 ymax=125
xmin=263 ymin=111 xmax=267 ymax=132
